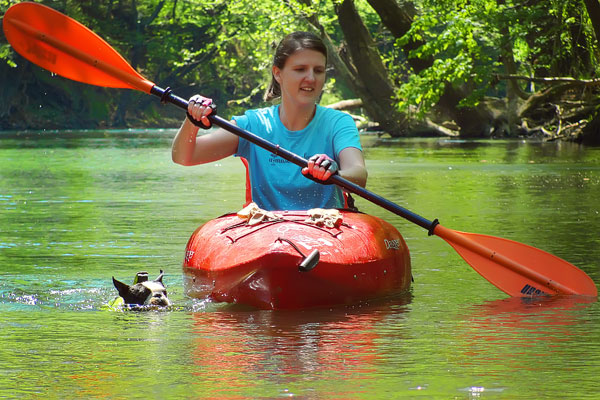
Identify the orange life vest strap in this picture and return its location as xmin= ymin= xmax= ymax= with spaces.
xmin=240 ymin=157 xmax=253 ymax=207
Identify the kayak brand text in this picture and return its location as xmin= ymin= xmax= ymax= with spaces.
xmin=384 ymin=238 xmax=400 ymax=250
xmin=185 ymin=250 xmax=195 ymax=262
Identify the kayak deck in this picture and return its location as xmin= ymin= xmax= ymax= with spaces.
xmin=182 ymin=210 xmax=411 ymax=309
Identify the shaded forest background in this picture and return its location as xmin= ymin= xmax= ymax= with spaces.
xmin=1 ymin=0 xmax=600 ymax=144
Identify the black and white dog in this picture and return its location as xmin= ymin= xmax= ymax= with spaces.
xmin=112 ymin=270 xmax=171 ymax=307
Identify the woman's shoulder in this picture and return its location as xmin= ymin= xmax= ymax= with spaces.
xmin=245 ymin=104 xmax=278 ymax=118
xmin=234 ymin=105 xmax=278 ymax=129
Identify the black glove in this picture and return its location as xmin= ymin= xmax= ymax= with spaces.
xmin=301 ymin=154 xmax=339 ymax=184
xmin=186 ymin=96 xmax=217 ymax=129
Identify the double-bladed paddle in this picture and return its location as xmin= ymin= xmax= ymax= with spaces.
xmin=4 ymin=2 xmax=597 ymax=297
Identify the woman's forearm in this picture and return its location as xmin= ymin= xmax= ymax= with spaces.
xmin=172 ymin=118 xmax=200 ymax=166
xmin=338 ymin=147 xmax=368 ymax=188
xmin=339 ymin=165 xmax=368 ymax=188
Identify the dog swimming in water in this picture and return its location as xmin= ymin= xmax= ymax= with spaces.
xmin=110 ymin=270 xmax=171 ymax=309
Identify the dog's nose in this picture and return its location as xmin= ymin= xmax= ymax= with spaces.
xmin=150 ymin=293 xmax=171 ymax=306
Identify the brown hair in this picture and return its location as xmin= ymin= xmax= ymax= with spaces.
xmin=263 ymin=31 xmax=328 ymax=102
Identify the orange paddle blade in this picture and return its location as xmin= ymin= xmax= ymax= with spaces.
xmin=434 ymin=224 xmax=598 ymax=296
xmin=3 ymin=2 xmax=154 ymax=92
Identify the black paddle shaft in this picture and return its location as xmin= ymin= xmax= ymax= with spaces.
xmin=151 ymin=85 xmax=438 ymax=233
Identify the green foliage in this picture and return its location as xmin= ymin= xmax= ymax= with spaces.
xmin=0 ymin=44 xmax=16 ymax=67
xmin=394 ymin=0 xmax=502 ymax=115
xmin=394 ymin=0 xmax=599 ymax=116
xmin=1 ymin=0 xmax=598 ymax=130
xmin=0 ymin=0 xmax=19 ymax=67
xmin=0 ymin=0 xmax=312 ymax=126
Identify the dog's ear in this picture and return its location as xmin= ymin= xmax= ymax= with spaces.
xmin=113 ymin=276 xmax=152 ymax=305
xmin=154 ymin=270 xmax=165 ymax=285
xmin=133 ymin=271 xmax=149 ymax=284
xmin=113 ymin=277 xmax=131 ymax=297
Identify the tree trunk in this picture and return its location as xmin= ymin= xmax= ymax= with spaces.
xmin=293 ymin=0 xmax=365 ymax=100
xmin=334 ymin=0 xmax=408 ymax=135
xmin=584 ymin=0 xmax=600 ymax=46
xmin=365 ymin=0 xmax=430 ymax=72
xmin=497 ymin=0 xmax=529 ymax=136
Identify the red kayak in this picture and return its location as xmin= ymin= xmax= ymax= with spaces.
xmin=182 ymin=209 xmax=411 ymax=309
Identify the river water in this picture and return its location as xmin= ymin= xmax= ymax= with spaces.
xmin=1 ymin=131 xmax=599 ymax=399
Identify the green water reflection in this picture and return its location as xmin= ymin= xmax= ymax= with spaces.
xmin=1 ymin=132 xmax=599 ymax=399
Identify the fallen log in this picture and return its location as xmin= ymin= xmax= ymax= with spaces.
xmin=324 ymin=98 xmax=363 ymax=110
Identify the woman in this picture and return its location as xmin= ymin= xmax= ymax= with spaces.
xmin=172 ymin=31 xmax=367 ymax=211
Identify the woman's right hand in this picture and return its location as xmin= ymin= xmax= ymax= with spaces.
xmin=187 ymin=94 xmax=217 ymax=129
xmin=173 ymin=96 xmax=238 ymax=166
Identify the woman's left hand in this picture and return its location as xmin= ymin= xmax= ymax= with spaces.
xmin=302 ymin=154 xmax=339 ymax=182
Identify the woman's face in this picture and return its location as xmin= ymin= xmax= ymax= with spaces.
xmin=273 ymin=49 xmax=326 ymax=108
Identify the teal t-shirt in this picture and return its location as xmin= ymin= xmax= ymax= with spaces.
xmin=233 ymin=104 xmax=362 ymax=211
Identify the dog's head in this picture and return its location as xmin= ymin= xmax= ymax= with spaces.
xmin=112 ymin=270 xmax=171 ymax=307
